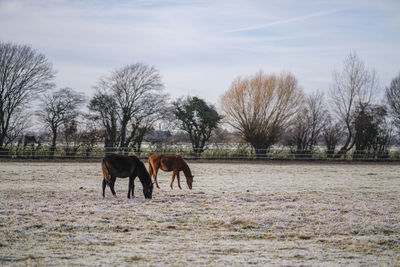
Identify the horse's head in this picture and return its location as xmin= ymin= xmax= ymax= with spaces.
xmin=186 ymin=175 xmax=194 ymax=190
xmin=143 ymin=181 xmax=153 ymax=199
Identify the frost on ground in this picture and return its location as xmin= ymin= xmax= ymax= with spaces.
xmin=0 ymin=162 xmax=399 ymax=266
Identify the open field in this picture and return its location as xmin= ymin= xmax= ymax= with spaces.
xmin=0 ymin=162 xmax=399 ymax=266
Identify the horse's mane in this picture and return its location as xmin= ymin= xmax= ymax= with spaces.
xmin=136 ymin=160 xmax=153 ymax=187
xmin=180 ymin=158 xmax=192 ymax=177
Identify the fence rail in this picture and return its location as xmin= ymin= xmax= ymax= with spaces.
xmin=1 ymin=145 xmax=400 ymax=161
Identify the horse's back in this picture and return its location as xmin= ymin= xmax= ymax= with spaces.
xmin=102 ymin=154 xmax=139 ymax=177
xmin=104 ymin=153 xmax=139 ymax=163
xmin=149 ymin=153 xmax=186 ymax=171
xmin=150 ymin=153 xmax=182 ymax=161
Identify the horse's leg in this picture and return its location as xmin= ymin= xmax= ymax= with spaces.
xmin=128 ymin=177 xmax=135 ymax=199
xmin=153 ymin=166 xmax=161 ymax=189
xmin=102 ymin=179 xmax=107 ymax=198
xmin=170 ymin=171 xmax=176 ymax=189
xmin=177 ymin=172 xmax=182 ymax=189
xmin=127 ymin=177 xmax=132 ymax=199
xmin=131 ymin=177 xmax=135 ymax=198
xmin=110 ymin=176 xmax=117 ymax=197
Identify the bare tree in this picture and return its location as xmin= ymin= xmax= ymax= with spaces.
xmin=284 ymin=91 xmax=328 ymax=158
xmin=88 ymin=63 xmax=168 ymax=153
xmin=88 ymin=92 xmax=118 ymax=150
xmin=220 ymin=70 xmax=303 ymax=157
xmin=322 ymin=116 xmax=344 ymax=158
xmin=0 ymin=42 xmax=55 ymax=152
xmin=330 ymin=52 xmax=377 ymax=158
xmin=129 ymin=92 xmax=170 ymax=153
xmin=62 ymin=119 xmax=81 ymax=157
xmin=36 ymin=88 xmax=85 ymax=157
xmin=386 ymin=73 xmax=400 ymax=128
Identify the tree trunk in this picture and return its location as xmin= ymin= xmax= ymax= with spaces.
xmin=334 ymin=122 xmax=353 ymax=159
xmin=50 ymin=131 xmax=57 ymax=158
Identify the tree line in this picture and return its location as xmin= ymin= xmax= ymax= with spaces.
xmin=1 ymin=41 xmax=399 ymax=159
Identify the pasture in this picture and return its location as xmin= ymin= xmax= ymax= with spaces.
xmin=0 ymin=161 xmax=399 ymax=266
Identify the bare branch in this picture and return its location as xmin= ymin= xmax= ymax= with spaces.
xmin=329 ymin=52 xmax=378 ymax=158
xmin=89 ymin=63 xmax=168 ymax=152
xmin=0 ymin=42 xmax=55 ymax=149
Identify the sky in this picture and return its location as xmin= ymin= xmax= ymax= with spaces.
xmin=1 ymin=0 xmax=399 ymax=106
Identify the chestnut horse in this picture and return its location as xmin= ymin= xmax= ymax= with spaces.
xmin=148 ymin=154 xmax=193 ymax=190
xmin=102 ymin=154 xmax=153 ymax=199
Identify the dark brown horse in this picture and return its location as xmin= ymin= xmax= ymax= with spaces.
xmin=102 ymin=154 xmax=153 ymax=199
xmin=148 ymin=154 xmax=193 ymax=190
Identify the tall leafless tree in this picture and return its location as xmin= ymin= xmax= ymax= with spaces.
xmin=36 ymin=88 xmax=85 ymax=157
xmin=220 ymin=70 xmax=303 ymax=157
xmin=0 ymin=42 xmax=55 ymax=152
xmin=284 ymin=91 xmax=328 ymax=158
xmin=88 ymin=63 xmax=168 ymax=153
xmin=330 ymin=52 xmax=377 ymax=158
xmin=386 ymin=73 xmax=400 ymax=129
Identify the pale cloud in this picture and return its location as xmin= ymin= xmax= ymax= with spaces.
xmin=226 ymin=9 xmax=344 ymax=33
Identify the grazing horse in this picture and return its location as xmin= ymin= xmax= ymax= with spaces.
xmin=102 ymin=154 xmax=153 ymax=199
xmin=148 ymin=154 xmax=193 ymax=190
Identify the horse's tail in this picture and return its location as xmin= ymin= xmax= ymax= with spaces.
xmin=102 ymin=159 xmax=111 ymax=184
